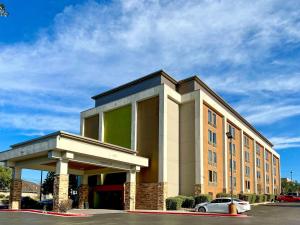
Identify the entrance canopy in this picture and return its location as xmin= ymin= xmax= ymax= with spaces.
xmin=0 ymin=131 xmax=148 ymax=175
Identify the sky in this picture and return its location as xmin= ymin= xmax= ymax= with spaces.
xmin=0 ymin=0 xmax=300 ymax=183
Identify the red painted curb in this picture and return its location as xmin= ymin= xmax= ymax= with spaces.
xmin=0 ymin=209 xmax=91 ymax=217
xmin=127 ymin=210 xmax=248 ymax=218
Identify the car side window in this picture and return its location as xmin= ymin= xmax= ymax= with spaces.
xmin=210 ymin=200 xmax=218 ymax=203
xmin=221 ymin=199 xmax=231 ymax=203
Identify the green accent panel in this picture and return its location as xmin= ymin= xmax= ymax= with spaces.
xmin=104 ymin=105 xmax=131 ymax=148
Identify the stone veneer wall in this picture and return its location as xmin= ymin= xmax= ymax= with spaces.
xmin=124 ymin=182 xmax=136 ymax=210
xmin=136 ymin=182 xmax=167 ymax=210
xmin=9 ymin=179 xmax=22 ymax=209
xmin=78 ymin=184 xmax=89 ymax=209
xmin=53 ymin=174 xmax=69 ymax=211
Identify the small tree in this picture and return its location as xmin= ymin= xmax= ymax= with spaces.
xmin=42 ymin=172 xmax=55 ymax=195
xmin=0 ymin=166 xmax=12 ymax=190
xmin=0 ymin=3 xmax=9 ymax=17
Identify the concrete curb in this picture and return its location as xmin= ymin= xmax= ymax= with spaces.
xmin=250 ymin=202 xmax=273 ymax=206
xmin=127 ymin=210 xmax=248 ymax=217
xmin=0 ymin=209 xmax=92 ymax=217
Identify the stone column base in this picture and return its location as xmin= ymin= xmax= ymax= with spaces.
xmin=78 ymin=184 xmax=89 ymax=209
xmin=53 ymin=174 xmax=69 ymax=211
xmin=124 ymin=182 xmax=136 ymax=210
xmin=9 ymin=179 xmax=22 ymax=210
xmin=136 ymin=182 xmax=167 ymax=210
xmin=194 ymin=184 xmax=204 ymax=196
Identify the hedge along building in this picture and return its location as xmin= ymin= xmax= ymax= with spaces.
xmin=0 ymin=70 xmax=280 ymax=211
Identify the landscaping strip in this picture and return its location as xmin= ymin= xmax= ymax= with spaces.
xmin=127 ymin=210 xmax=248 ymax=217
xmin=0 ymin=209 xmax=91 ymax=217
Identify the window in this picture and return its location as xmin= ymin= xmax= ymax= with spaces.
xmin=228 ymin=124 xmax=236 ymax=139
xmin=245 ymin=180 xmax=251 ymax=190
xmin=274 ymin=178 xmax=277 ymax=185
xmin=265 ymin=151 xmax=269 ymax=161
xmin=229 ymin=143 xmax=236 ymax=156
xmin=266 ymin=175 xmax=270 ymax=183
xmin=266 ymin=163 xmax=269 ymax=173
xmin=208 ymin=130 xmax=217 ymax=146
xmin=209 ymin=170 xmax=217 ymax=183
xmin=266 ymin=186 xmax=270 ymax=194
xmin=273 ymin=167 xmax=276 ymax=176
xmin=256 ymin=158 xmax=261 ymax=168
xmin=208 ymin=109 xmax=217 ymax=127
xmin=273 ymin=158 xmax=277 ymax=166
xmin=230 ymin=160 xmax=237 ymax=172
xmin=244 ymin=135 xmax=249 ymax=147
xmin=208 ymin=150 xmax=217 ymax=165
xmin=244 ymin=151 xmax=250 ymax=162
xmin=257 ymin=171 xmax=261 ymax=180
xmin=230 ymin=176 xmax=237 ymax=188
xmin=245 ymin=166 xmax=250 ymax=177
xmin=256 ymin=144 xmax=260 ymax=155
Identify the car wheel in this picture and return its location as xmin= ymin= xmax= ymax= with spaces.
xmin=198 ymin=207 xmax=206 ymax=213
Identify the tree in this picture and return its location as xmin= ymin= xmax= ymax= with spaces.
xmin=0 ymin=166 xmax=12 ymax=190
xmin=42 ymin=171 xmax=79 ymax=195
xmin=281 ymin=179 xmax=300 ymax=194
xmin=42 ymin=171 xmax=55 ymax=195
xmin=0 ymin=3 xmax=9 ymax=17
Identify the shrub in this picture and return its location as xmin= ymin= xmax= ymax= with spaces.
xmin=0 ymin=194 xmax=6 ymax=199
xmin=21 ymin=197 xmax=42 ymax=209
xmin=262 ymin=194 xmax=268 ymax=202
xmin=194 ymin=194 xmax=212 ymax=205
xmin=217 ymin=193 xmax=238 ymax=198
xmin=181 ymin=196 xmax=195 ymax=208
xmin=166 ymin=197 xmax=184 ymax=210
xmin=255 ymin=194 xmax=264 ymax=203
xmin=57 ymin=199 xmax=73 ymax=213
xmin=239 ymin=194 xmax=256 ymax=204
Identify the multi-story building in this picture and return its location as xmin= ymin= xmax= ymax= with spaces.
xmin=0 ymin=70 xmax=280 ymax=211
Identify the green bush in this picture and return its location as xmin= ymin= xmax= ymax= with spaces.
xmin=181 ymin=196 xmax=195 ymax=208
xmin=239 ymin=194 xmax=256 ymax=204
xmin=194 ymin=194 xmax=212 ymax=205
xmin=166 ymin=197 xmax=184 ymax=210
xmin=0 ymin=194 xmax=6 ymax=199
xmin=255 ymin=194 xmax=264 ymax=203
xmin=262 ymin=194 xmax=268 ymax=202
xmin=21 ymin=197 xmax=42 ymax=209
xmin=216 ymin=193 xmax=238 ymax=198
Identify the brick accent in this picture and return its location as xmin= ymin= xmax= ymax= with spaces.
xmin=194 ymin=184 xmax=204 ymax=196
xmin=9 ymin=179 xmax=22 ymax=209
xmin=136 ymin=182 xmax=167 ymax=210
xmin=124 ymin=182 xmax=136 ymax=210
xmin=53 ymin=174 xmax=69 ymax=211
xmin=78 ymin=184 xmax=89 ymax=209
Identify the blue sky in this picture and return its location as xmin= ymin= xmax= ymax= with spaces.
xmin=0 ymin=0 xmax=300 ymax=183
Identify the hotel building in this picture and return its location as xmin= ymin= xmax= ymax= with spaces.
xmin=0 ymin=70 xmax=280 ymax=211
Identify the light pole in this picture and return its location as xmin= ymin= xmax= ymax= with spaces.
xmin=226 ymin=131 xmax=237 ymax=214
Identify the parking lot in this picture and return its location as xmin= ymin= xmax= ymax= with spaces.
xmin=0 ymin=203 xmax=299 ymax=225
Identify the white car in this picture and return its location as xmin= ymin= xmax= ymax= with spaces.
xmin=195 ymin=197 xmax=251 ymax=214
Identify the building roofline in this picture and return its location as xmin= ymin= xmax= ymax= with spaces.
xmin=178 ymin=75 xmax=274 ymax=147
xmin=91 ymin=70 xmax=177 ymax=100
xmin=90 ymin=70 xmax=273 ymax=148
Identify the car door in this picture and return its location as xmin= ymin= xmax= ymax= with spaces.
xmin=206 ymin=199 xmax=221 ymax=212
xmin=219 ymin=199 xmax=231 ymax=213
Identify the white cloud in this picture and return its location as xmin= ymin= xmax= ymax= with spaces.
xmin=270 ymin=136 xmax=300 ymax=149
xmin=0 ymin=0 xmax=300 ymax=132
xmin=0 ymin=112 xmax=79 ymax=133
